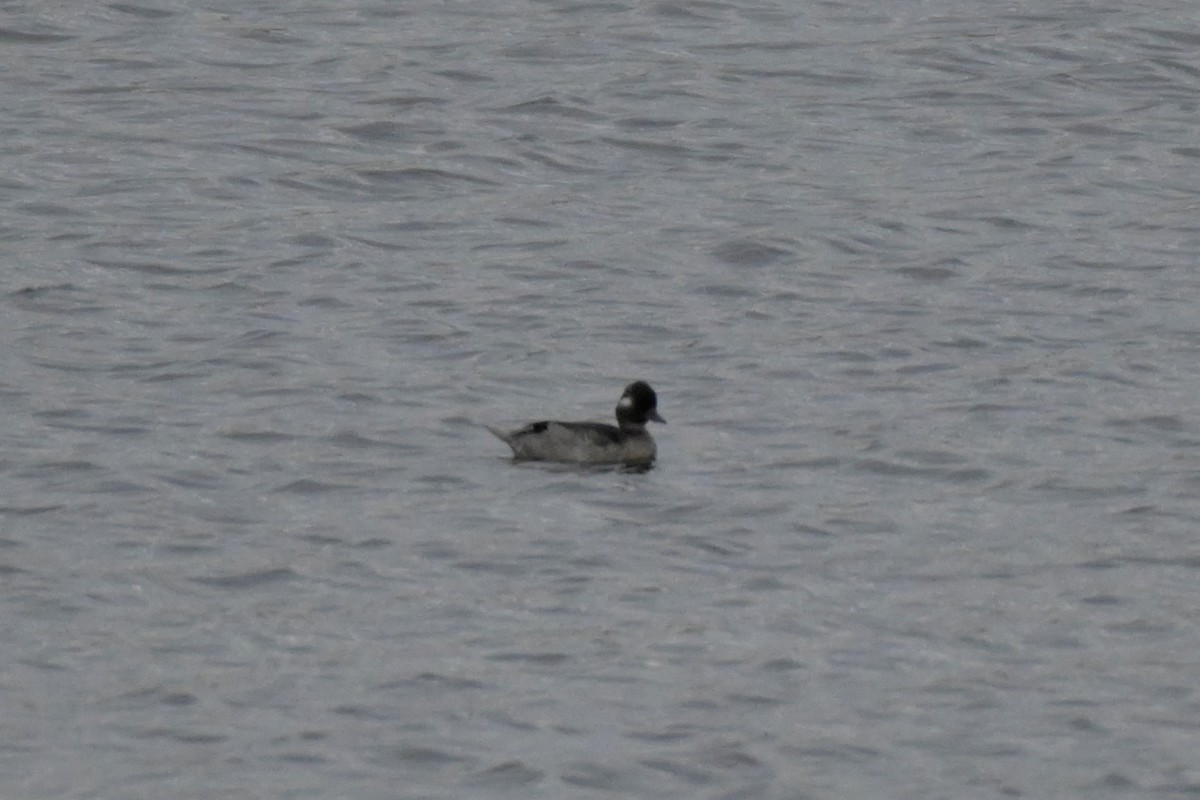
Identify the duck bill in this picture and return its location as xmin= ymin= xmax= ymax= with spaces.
xmin=648 ymin=410 xmax=666 ymax=424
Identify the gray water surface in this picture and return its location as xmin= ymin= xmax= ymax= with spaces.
xmin=3 ymin=1 xmax=1200 ymax=798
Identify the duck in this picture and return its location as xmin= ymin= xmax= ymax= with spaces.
xmin=487 ymin=381 xmax=666 ymax=466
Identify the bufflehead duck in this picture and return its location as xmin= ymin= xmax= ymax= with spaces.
xmin=488 ymin=381 xmax=666 ymax=466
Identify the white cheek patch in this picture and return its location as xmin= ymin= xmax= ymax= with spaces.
xmin=618 ymin=396 xmax=633 ymax=409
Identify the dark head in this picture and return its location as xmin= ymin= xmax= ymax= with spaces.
xmin=616 ymin=381 xmax=666 ymax=428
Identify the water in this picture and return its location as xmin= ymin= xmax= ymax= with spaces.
xmin=3 ymin=1 xmax=1200 ymax=797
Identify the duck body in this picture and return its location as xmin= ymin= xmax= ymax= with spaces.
xmin=488 ymin=381 xmax=665 ymax=466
